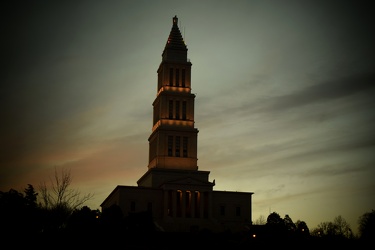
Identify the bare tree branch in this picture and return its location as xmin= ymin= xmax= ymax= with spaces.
xmin=38 ymin=166 xmax=94 ymax=213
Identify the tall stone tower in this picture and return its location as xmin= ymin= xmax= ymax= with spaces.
xmin=101 ymin=16 xmax=253 ymax=233
xmin=137 ymin=16 xmax=208 ymax=188
xmin=147 ymin=15 xmax=198 ymax=171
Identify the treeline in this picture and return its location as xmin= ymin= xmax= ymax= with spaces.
xmin=1 ymin=169 xmax=374 ymax=247
xmin=249 ymin=211 xmax=374 ymax=244
xmin=1 ymin=184 xmax=374 ymax=238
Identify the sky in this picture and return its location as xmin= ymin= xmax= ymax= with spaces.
xmin=1 ymin=0 xmax=375 ymax=234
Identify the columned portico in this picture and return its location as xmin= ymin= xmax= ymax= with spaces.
xmin=160 ymin=187 xmax=216 ymax=220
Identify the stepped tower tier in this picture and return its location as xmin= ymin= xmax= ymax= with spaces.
xmin=147 ymin=15 xmax=198 ymax=171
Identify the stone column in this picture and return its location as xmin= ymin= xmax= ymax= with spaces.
xmin=181 ymin=190 xmax=186 ymax=218
xmin=191 ymin=191 xmax=195 ymax=218
xmin=172 ymin=190 xmax=177 ymax=218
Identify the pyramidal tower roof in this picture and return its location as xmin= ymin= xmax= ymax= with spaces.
xmin=162 ymin=15 xmax=188 ymax=62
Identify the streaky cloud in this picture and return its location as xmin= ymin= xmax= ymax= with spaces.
xmin=257 ymin=72 xmax=375 ymax=113
xmin=302 ymin=163 xmax=367 ymax=178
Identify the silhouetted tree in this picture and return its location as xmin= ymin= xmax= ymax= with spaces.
xmin=39 ymin=167 xmax=93 ymax=210
xmin=0 ymin=186 xmax=43 ymax=235
xmin=254 ymin=215 xmax=266 ymax=225
xmin=284 ymin=214 xmax=296 ymax=232
xmin=24 ymin=184 xmax=38 ymax=208
xmin=99 ymin=204 xmax=128 ymax=239
xmin=295 ymin=220 xmax=310 ymax=239
xmin=283 ymin=214 xmax=296 ymax=239
xmin=334 ymin=215 xmax=353 ymax=239
xmin=38 ymin=167 xmax=94 ymax=231
xmin=101 ymin=203 xmax=123 ymax=219
xmin=311 ymin=221 xmax=332 ymax=237
xmin=358 ymin=209 xmax=375 ymax=241
xmin=267 ymin=212 xmax=284 ymax=225
xmin=0 ymin=189 xmax=25 ymax=234
xmin=311 ymin=215 xmax=353 ymax=240
xmin=266 ymin=212 xmax=287 ymax=239
xmin=264 ymin=212 xmax=311 ymax=241
xmin=66 ymin=206 xmax=100 ymax=232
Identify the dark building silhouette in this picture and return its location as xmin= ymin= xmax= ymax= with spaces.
xmin=101 ymin=16 xmax=253 ymax=232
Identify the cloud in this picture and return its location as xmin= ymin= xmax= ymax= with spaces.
xmin=210 ymin=71 xmax=375 ymax=111
xmin=261 ymin=72 xmax=375 ymax=112
xmin=301 ymin=163 xmax=366 ymax=179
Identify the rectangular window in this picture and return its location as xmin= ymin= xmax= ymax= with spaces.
xmin=183 ymin=137 xmax=188 ymax=157
xmin=169 ymin=100 xmax=173 ymax=119
xmin=169 ymin=68 xmax=173 ymax=86
xmin=175 ymin=136 xmax=180 ymax=157
xmin=168 ymin=136 xmax=173 ymax=156
xmin=175 ymin=101 xmax=180 ymax=119
xmin=182 ymin=69 xmax=185 ymax=87
xmin=236 ymin=206 xmax=241 ymax=216
xmin=182 ymin=101 xmax=186 ymax=120
xmin=175 ymin=68 xmax=179 ymax=86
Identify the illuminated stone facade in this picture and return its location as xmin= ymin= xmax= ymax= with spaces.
xmin=101 ymin=16 xmax=253 ymax=233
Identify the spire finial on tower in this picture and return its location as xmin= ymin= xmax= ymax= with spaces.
xmin=162 ymin=15 xmax=187 ymax=62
